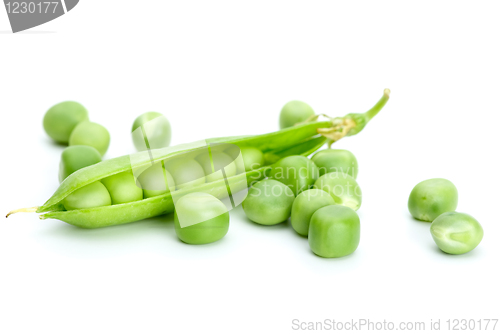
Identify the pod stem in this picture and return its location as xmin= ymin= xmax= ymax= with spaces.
xmin=365 ymin=88 xmax=391 ymax=121
xmin=6 ymin=206 xmax=39 ymax=218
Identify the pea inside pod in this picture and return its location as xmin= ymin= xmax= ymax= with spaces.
xmin=101 ymin=171 xmax=143 ymax=204
xmin=137 ymin=162 xmax=175 ymax=198
xmin=165 ymin=158 xmax=205 ymax=190
xmin=196 ymin=151 xmax=237 ymax=183
xmin=268 ymin=155 xmax=320 ymax=196
xmin=62 ymin=181 xmax=111 ymax=211
xmin=59 ymin=145 xmax=102 ymax=183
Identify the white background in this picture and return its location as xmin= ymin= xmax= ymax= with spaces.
xmin=1 ymin=1 xmax=499 ymax=333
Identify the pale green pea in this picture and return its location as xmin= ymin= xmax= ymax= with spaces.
xmin=279 ymin=100 xmax=315 ymax=129
xmin=309 ymin=205 xmax=360 ymax=258
xmin=69 ymin=121 xmax=110 ymax=156
xmin=43 ymin=101 xmax=89 ymax=144
xmin=430 ymin=212 xmax=483 ymax=255
xmin=314 ymin=172 xmax=362 ymax=211
xmin=165 ymin=158 xmax=205 ymax=190
xmin=62 ymin=181 xmax=111 ymax=211
xmin=311 ymin=149 xmax=358 ymax=179
xmin=132 ymin=112 xmax=172 ymax=151
xmin=59 ymin=145 xmax=102 ymax=183
xmin=291 ymin=189 xmax=335 ymax=236
xmin=174 ymin=192 xmax=229 ymax=245
xmin=137 ymin=162 xmax=175 ymax=198
xmin=408 ymin=178 xmax=458 ymax=222
xmin=268 ymin=155 xmax=320 ymax=196
xmin=101 ymin=171 xmax=143 ymax=204
xmin=196 ymin=151 xmax=236 ymax=183
xmin=242 ymin=179 xmax=295 ymax=225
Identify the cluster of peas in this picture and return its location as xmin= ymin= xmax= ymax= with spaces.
xmin=41 ymin=98 xmax=483 ymax=257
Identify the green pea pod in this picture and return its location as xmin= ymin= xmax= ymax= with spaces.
xmin=7 ymin=89 xmax=390 ymax=228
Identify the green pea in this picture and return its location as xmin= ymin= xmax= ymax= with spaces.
xmin=131 ymin=112 xmax=172 ymax=151
xmin=408 ymin=178 xmax=458 ymax=222
xmin=196 ymin=151 xmax=237 ymax=183
xmin=242 ymin=179 xmax=295 ymax=225
xmin=101 ymin=171 xmax=143 ymax=204
xmin=308 ymin=205 xmax=360 ymax=258
xmin=268 ymin=155 xmax=319 ymax=196
xmin=69 ymin=121 xmax=111 ymax=156
xmin=165 ymin=158 xmax=205 ymax=190
xmin=291 ymin=189 xmax=335 ymax=236
xmin=311 ymin=149 xmax=358 ymax=179
xmin=59 ymin=145 xmax=102 ymax=183
xmin=241 ymin=147 xmax=264 ymax=171
xmin=62 ymin=181 xmax=111 ymax=211
xmin=279 ymin=100 xmax=315 ymax=129
xmin=174 ymin=192 xmax=229 ymax=245
xmin=430 ymin=212 xmax=483 ymax=255
xmin=43 ymin=101 xmax=89 ymax=144
xmin=137 ymin=162 xmax=175 ymax=198
xmin=314 ymin=172 xmax=362 ymax=211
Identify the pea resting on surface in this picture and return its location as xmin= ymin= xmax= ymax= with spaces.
xmin=59 ymin=145 xmax=102 ymax=183
xmin=196 ymin=151 xmax=237 ymax=183
xmin=43 ymin=101 xmax=89 ymax=144
xmin=314 ymin=172 xmax=362 ymax=211
xmin=69 ymin=121 xmax=111 ymax=156
xmin=101 ymin=171 xmax=143 ymax=204
xmin=174 ymin=193 xmax=229 ymax=245
xmin=308 ymin=205 xmax=360 ymax=258
xmin=311 ymin=149 xmax=358 ymax=179
xmin=132 ymin=112 xmax=172 ymax=151
xmin=408 ymin=178 xmax=458 ymax=222
xmin=165 ymin=158 xmax=205 ymax=190
xmin=62 ymin=181 xmax=111 ymax=211
xmin=242 ymin=179 xmax=295 ymax=225
xmin=268 ymin=155 xmax=320 ymax=196
xmin=279 ymin=100 xmax=315 ymax=129
xmin=137 ymin=162 xmax=175 ymax=198
xmin=430 ymin=212 xmax=483 ymax=255
xmin=291 ymin=189 xmax=335 ymax=236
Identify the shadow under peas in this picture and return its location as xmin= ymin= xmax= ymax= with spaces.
xmin=0 ymin=30 xmax=56 ymax=34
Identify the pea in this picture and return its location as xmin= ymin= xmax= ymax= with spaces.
xmin=132 ymin=112 xmax=172 ymax=151
xmin=174 ymin=192 xmax=229 ymax=245
xmin=268 ymin=155 xmax=319 ymax=196
xmin=311 ymin=149 xmax=358 ymax=179
xmin=59 ymin=145 xmax=102 ymax=183
xmin=308 ymin=205 xmax=360 ymax=258
xmin=225 ymin=146 xmax=264 ymax=173
xmin=101 ymin=171 xmax=143 ymax=204
xmin=291 ymin=189 xmax=335 ymax=236
xmin=43 ymin=101 xmax=89 ymax=144
xmin=62 ymin=181 xmax=111 ymax=211
xmin=137 ymin=162 xmax=175 ymax=198
xmin=242 ymin=179 xmax=295 ymax=225
xmin=196 ymin=151 xmax=237 ymax=183
xmin=430 ymin=212 xmax=483 ymax=255
xmin=408 ymin=178 xmax=458 ymax=222
xmin=313 ymin=172 xmax=362 ymax=211
xmin=279 ymin=100 xmax=315 ymax=129
xmin=165 ymin=158 xmax=205 ymax=190
xmin=69 ymin=121 xmax=110 ymax=156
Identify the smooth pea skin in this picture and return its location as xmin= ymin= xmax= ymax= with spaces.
xmin=291 ymin=189 xmax=335 ymax=236
xmin=43 ymin=101 xmax=89 ymax=144
xmin=311 ymin=149 xmax=358 ymax=179
xmin=268 ymin=155 xmax=320 ymax=196
xmin=137 ymin=162 xmax=176 ymax=198
xmin=59 ymin=145 xmax=102 ymax=183
xmin=101 ymin=171 xmax=143 ymax=204
xmin=165 ymin=158 xmax=205 ymax=190
xmin=279 ymin=100 xmax=315 ymax=129
xmin=62 ymin=181 xmax=111 ymax=211
xmin=196 ymin=151 xmax=237 ymax=183
xmin=430 ymin=212 xmax=483 ymax=255
xmin=314 ymin=172 xmax=362 ymax=211
xmin=242 ymin=179 xmax=295 ymax=225
xmin=174 ymin=193 xmax=229 ymax=245
xmin=240 ymin=147 xmax=264 ymax=171
xmin=309 ymin=205 xmax=360 ymax=258
xmin=69 ymin=121 xmax=111 ymax=156
xmin=132 ymin=112 xmax=172 ymax=151
xmin=408 ymin=178 xmax=458 ymax=222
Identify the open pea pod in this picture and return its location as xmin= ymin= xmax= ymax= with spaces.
xmin=7 ymin=89 xmax=390 ymax=228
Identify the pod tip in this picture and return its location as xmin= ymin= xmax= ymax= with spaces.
xmin=384 ymin=88 xmax=391 ymax=97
